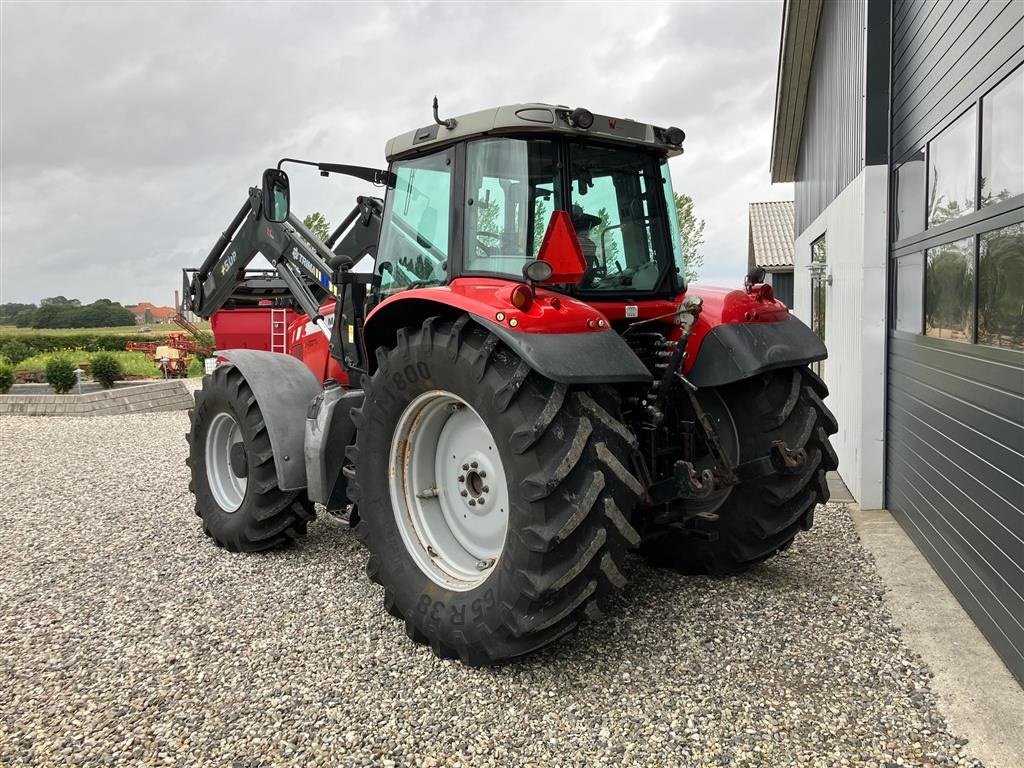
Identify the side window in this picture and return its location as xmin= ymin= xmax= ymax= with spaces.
xmin=809 ymin=235 xmax=827 ymax=378
xmin=927 ymin=108 xmax=976 ymax=228
xmin=978 ymin=224 xmax=1024 ymax=350
xmin=893 ymin=151 xmax=925 ymax=241
xmin=925 ymin=237 xmax=975 ymax=342
xmin=376 ymin=151 xmax=452 ymax=295
xmin=981 ymin=67 xmax=1023 ymax=206
xmin=464 ymin=139 xmax=560 ymax=278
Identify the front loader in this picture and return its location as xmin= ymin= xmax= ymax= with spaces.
xmin=184 ymin=101 xmax=838 ymax=665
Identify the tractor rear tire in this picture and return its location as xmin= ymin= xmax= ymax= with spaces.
xmin=641 ymin=366 xmax=838 ymax=575
xmin=348 ymin=316 xmax=643 ymax=665
xmin=186 ymin=363 xmax=314 ymax=552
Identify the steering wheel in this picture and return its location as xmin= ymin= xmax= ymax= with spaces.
xmin=475 ymin=231 xmax=502 ymax=257
xmin=582 ymin=263 xmax=608 ymax=288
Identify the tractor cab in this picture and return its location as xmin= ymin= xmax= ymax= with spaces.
xmin=372 ymin=103 xmax=689 ymax=300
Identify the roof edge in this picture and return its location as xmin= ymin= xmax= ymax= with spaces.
xmin=770 ymin=0 xmax=824 ymax=183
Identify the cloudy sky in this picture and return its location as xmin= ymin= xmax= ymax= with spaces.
xmin=0 ymin=0 xmax=792 ymax=307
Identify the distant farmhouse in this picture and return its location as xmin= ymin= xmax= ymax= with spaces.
xmin=128 ymin=302 xmax=176 ymax=325
xmin=748 ymin=201 xmax=795 ymax=307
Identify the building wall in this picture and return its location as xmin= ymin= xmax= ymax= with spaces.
xmin=794 ymin=0 xmax=866 ymax=235
xmin=793 ymin=167 xmax=888 ymax=509
xmin=891 ymin=0 xmax=1024 ymax=162
xmin=886 ymin=0 xmax=1024 ymax=682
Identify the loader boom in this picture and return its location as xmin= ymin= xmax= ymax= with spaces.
xmin=183 ymin=171 xmax=385 ymax=342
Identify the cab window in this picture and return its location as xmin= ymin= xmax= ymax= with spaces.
xmin=376 ymin=151 xmax=452 ymax=295
xmin=464 ymin=138 xmax=561 ymax=278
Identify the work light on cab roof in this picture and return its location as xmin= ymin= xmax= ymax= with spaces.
xmin=181 ymin=97 xmax=837 ymax=668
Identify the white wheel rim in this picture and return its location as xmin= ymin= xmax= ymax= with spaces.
xmin=389 ymin=390 xmax=510 ymax=591
xmin=205 ymin=411 xmax=247 ymax=512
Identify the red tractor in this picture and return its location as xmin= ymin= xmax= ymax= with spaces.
xmin=183 ymin=101 xmax=837 ymax=665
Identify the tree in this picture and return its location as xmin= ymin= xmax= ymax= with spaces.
xmin=27 ymin=298 xmax=135 ymax=329
xmin=593 ymin=206 xmax=622 ymax=268
xmin=0 ymin=303 xmax=36 ymax=324
xmin=39 ymin=296 xmax=81 ymax=306
xmin=674 ymin=192 xmax=706 ymax=284
xmin=303 ymin=211 xmax=331 ymax=242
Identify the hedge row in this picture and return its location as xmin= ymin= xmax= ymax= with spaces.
xmin=0 ymin=331 xmax=174 ymax=361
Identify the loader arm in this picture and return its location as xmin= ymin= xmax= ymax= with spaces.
xmin=185 ymin=186 xmax=338 ymax=328
xmin=183 ymin=183 xmax=384 ymax=367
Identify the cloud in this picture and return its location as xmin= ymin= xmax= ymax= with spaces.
xmin=0 ymin=0 xmax=791 ymax=305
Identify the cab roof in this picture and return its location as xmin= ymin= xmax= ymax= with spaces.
xmin=385 ymin=103 xmax=685 ymax=161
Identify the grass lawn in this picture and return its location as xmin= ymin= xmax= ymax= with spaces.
xmin=15 ymin=350 xmax=163 ymax=377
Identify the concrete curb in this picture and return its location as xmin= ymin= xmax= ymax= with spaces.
xmin=0 ymin=380 xmax=194 ymax=416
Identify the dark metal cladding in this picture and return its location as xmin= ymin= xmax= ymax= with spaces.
xmin=793 ymin=0 xmax=866 ymax=236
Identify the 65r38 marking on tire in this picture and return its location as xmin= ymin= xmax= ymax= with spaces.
xmin=348 ymin=315 xmax=643 ymax=665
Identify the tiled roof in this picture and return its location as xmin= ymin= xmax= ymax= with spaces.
xmin=748 ymin=201 xmax=795 ymax=269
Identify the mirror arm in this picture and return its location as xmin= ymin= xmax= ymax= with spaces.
xmin=276 ymin=157 xmax=396 ymax=188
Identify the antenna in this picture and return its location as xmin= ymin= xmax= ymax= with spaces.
xmin=432 ymin=96 xmax=457 ymax=130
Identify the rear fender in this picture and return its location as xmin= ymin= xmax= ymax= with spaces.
xmin=363 ymin=279 xmax=652 ymax=384
xmin=216 ymin=349 xmax=320 ymax=491
xmin=682 ymin=286 xmax=827 ymax=387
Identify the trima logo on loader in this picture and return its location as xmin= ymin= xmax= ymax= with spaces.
xmin=182 ymin=100 xmax=838 ymax=665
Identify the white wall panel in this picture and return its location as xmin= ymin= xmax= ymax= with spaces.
xmin=793 ymin=167 xmax=887 ymax=509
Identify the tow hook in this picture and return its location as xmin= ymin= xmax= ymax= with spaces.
xmin=769 ymin=441 xmax=807 ymax=474
xmin=733 ymin=440 xmax=808 ymax=483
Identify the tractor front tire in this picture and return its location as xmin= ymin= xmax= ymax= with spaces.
xmin=641 ymin=366 xmax=838 ymax=574
xmin=348 ymin=316 xmax=643 ymax=665
xmin=186 ymin=363 xmax=314 ymax=552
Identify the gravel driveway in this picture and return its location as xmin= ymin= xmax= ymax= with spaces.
xmin=0 ymin=413 xmax=983 ymax=767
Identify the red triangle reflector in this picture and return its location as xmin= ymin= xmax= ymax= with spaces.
xmin=536 ymin=210 xmax=587 ymax=285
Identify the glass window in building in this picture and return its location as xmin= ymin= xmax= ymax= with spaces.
xmin=927 ymin=108 xmax=977 ymax=228
xmin=925 ymin=237 xmax=975 ymax=342
xmin=894 ymin=252 xmax=924 ymax=333
xmin=894 ymin=152 xmax=925 ymax=241
xmin=981 ymin=66 xmax=1024 ymax=206
xmin=978 ymin=223 xmax=1024 ymax=350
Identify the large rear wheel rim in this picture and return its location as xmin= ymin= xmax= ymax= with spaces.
xmin=687 ymin=389 xmax=740 ymax=515
xmin=389 ymin=390 xmax=510 ymax=591
xmin=205 ymin=411 xmax=247 ymax=512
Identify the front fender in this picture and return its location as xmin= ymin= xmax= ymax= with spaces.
xmin=216 ymin=349 xmax=320 ymax=491
xmin=364 ymin=280 xmax=652 ymax=385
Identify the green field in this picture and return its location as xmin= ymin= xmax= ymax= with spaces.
xmin=0 ymin=323 xmax=211 ymax=379
xmin=0 ymin=322 xmax=210 ymax=337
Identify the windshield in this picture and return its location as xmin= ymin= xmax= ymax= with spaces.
xmin=569 ymin=143 xmax=679 ymax=292
xmin=464 ymin=138 xmax=562 ymax=278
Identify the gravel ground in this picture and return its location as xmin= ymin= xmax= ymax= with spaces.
xmin=0 ymin=413 xmax=984 ymax=767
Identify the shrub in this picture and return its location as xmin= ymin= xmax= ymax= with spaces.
xmin=0 ymin=339 xmax=31 ymax=365
xmin=187 ymin=356 xmax=206 ymax=378
xmin=90 ymin=352 xmax=123 ymax=389
xmin=0 ymin=361 xmax=13 ymax=394
xmin=0 ymin=330 xmax=173 ymax=357
xmin=45 ymin=357 xmax=79 ymax=394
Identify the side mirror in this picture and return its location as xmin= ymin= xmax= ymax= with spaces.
xmin=261 ymin=168 xmax=290 ymax=222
